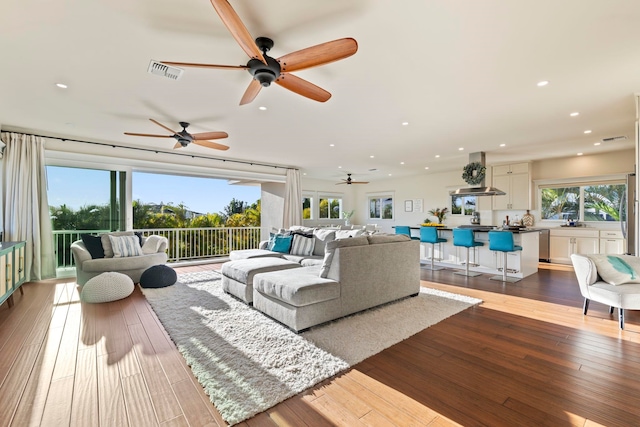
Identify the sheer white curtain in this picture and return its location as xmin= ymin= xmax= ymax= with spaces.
xmin=1 ymin=132 xmax=56 ymax=281
xmin=283 ymin=169 xmax=302 ymax=228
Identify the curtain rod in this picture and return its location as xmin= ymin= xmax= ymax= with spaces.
xmin=3 ymin=130 xmax=296 ymax=171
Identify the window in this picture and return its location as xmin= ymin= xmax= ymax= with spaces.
xmin=368 ymin=194 xmax=394 ymax=220
xmin=47 ymin=165 xmax=124 ymax=231
xmin=319 ymin=196 xmax=342 ymax=219
xmin=451 ymin=195 xmax=477 ymax=215
xmin=302 ymin=193 xmax=313 ymax=219
xmin=540 ymin=181 xmax=624 ymax=222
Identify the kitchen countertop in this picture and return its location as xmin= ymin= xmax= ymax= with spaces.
xmin=409 ymin=226 xmax=545 ymax=234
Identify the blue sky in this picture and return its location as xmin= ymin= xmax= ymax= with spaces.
xmin=46 ymin=167 xmax=261 ymax=214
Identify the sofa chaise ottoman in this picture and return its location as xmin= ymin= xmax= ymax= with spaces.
xmin=252 ymin=234 xmax=420 ymax=332
xmin=221 ymin=257 xmax=301 ymax=303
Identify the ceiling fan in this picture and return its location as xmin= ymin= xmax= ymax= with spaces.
xmin=336 ymin=174 xmax=368 ymax=185
xmin=124 ymin=119 xmax=229 ymax=151
xmin=161 ymin=0 xmax=358 ymax=105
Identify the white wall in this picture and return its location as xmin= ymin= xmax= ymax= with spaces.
xmin=260 ymin=182 xmax=285 ymax=239
xmin=300 ymin=148 xmax=636 ymax=232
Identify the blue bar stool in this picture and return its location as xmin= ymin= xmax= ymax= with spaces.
xmin=452 ymin=228 xmax=484 ymax=277
xmin=488 ymin=230 xmax=522 ymax=283
xmin=420 ymin=226 xmax=447 ymax=270
xmin=395 ymin=226 xmax=419 ymax=240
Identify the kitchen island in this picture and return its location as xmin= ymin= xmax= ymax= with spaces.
xmin=415 ymin=226 xmax=540 ymax=278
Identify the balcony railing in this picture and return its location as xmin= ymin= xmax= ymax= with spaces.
xmin=53 ymin=227 xmax=262 ymax=268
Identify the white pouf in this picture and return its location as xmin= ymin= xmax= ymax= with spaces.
xmin=81 ymin=272 xmax=135 ymax=303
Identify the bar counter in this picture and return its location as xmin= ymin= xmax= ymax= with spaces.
xmin=411 ymin=226 xmax=540 ymax=278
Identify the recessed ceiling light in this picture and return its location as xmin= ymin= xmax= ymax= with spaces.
xmin=577 ymin=153 xmax=583 ymax=156
xmin=594 ymin=142 xmax=601 ymax=146
xmin=303 ymin=172 xmax=307 ymax=175
xmin=424 ymin=167 xmax=429 ymax=170
xmin=570 ymin=112 xmax=579 ymax=117
xmin=458 ymin=147 xmax=464 ymax=151
xmin=370 ymin=155 xmax=375 ymax=158
xmin=338 ymin=166 xmax=342 ymax=169
xmin=329 ymin=144 xmax=335 ymax=147
xmin=499 ymin=143 xmax=506 ymax=147
xmin=388 ymin=174 xmax=392 ymax=176
xmin=402 ymin=121 xmax=409 ymax=126
xmin=400 ymin=162 xmax=405 ymax=165
xmin=584 ymin=130 xmax=592 ymax=134
xmin=435 ymin=155 xmax=440 ymax=158
xmin=258 ymin=106 xmax=267 ymax=111
xmin=537 ymin=80 xmax=549 ymax=87
xmin=56 ymin=83 xmax=68 ymax=89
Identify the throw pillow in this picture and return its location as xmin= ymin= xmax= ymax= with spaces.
xmin=271 ymin=235 xmax=293 ymax=253
xmin=267 ymin=231 xmax=291 ymax=251
xmin=587 ymin=254 xmax=640 ymax=285
xmin=312 ymin=229 xmax=336 ymax=256
xmin=335 ymin=229 xmax=364 ymax=239
xmin=142 ymin=235 xmax=167 ymax=254
xmin=81 ymin=234 xmax=105 ymax=259
xmin=108 ymin=235 xmax=144 ymax=258
xmin=101 ymin=231 xmax=134 ymax=258
xmin=290 ymin=234 xmax=315 ymax=256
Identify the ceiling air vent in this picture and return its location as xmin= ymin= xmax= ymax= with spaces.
xmin=147 ymin=60 xmax=183 ymax=80
xmin=601 ymin=135 xmax=627 ymax=142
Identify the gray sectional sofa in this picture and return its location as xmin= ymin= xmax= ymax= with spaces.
xmin=227 ymin=233 xmax=421 ymax=332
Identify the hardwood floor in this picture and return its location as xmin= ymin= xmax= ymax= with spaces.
xmin=1 ymin=262 xmax=639 ymax=426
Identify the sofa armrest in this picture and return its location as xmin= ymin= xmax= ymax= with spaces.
xmin=259 ymin=240 xmax=269 ymax=250
xmin=142 ymin=235 xmax=168 ymax=254
xmin=570 ymin=254 xmax=599 ymax=298
xmin=71 ymin=240 xmax=92 ymax=268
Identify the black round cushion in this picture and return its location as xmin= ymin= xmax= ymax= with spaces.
xmin=140 ymin=264 xmax=177 ymax=288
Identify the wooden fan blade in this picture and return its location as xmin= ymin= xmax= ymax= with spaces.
xmin=210 ymin=0 xmax=266 ymax=63
xmin=149 ymin=119 xmax=177 ymax=134
xmin=160 ymin=61 xmax=248 ymax=70
xmin=335 ymin=182 xmax=347 ymax=185
xmin=240 ymin=79 xmax=262 ymax=105
xmin=124 ymin=132 xmax=172 ymax=138
xmin=351 ymin=181 xmax=369 ymax=184
xmin=192 ymin=131 xmax=229 ymax=140
xmin=275 ymin=73 xmax=331 ymax=102
xmin=192 ymin=140 xmax=230 ymax=151
xmin=277 ymin=38 xmax=358 ymax=73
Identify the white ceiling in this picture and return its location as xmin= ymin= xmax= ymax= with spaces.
xmin=1 ymin=0 xmax=639 ymax=183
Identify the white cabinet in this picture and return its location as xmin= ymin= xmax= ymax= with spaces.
xmin=599 ymin=230 xmax=626 ymax=255
xmin=492 ymin=163 xmax=530 ymax=210
xmin=549 ymin=229 xmax=599 ymax=264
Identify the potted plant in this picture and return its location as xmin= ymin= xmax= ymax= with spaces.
xmin=342 ymin=210 xmax=355 ymax=226
xmin=427 ymin=207 xmax=448 ymax=224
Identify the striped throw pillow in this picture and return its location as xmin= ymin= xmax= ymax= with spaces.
xmin=108 ymin=235 xmax=144 ymax=258
xmin=290 ymin=234 xmax=315 ymax=256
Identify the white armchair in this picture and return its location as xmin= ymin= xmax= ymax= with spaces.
xmin=571 ymin=254 xmax=640 ymax=329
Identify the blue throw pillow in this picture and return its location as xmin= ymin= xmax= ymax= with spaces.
xmin=271 ymin=235 xmax=293 ymax=253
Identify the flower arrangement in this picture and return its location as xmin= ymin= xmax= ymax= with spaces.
xmin=342 ymin=210 xmax=355 ymax=225
xmin=462 ymin=161 xmax=486 ymax=186
xmin=427 ymin=207 xmax=448 ymax=224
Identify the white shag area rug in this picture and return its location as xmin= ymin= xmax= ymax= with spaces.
xmin=140 ymin=271 xmax=482 ymax=425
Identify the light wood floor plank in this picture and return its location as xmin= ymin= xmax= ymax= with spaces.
xmin=128 ymin=322 xmax=183 ymax=423
xmin=10 ymin=326 xmax=65 ymax=427
xmin=40 ymin=376 xmax=74 ymax=427
xmin=97 ymin=353 xmax=128 ymax=427
xmin=122 ymin=373 xmax=159 ymax=426
xmin=70 ymin=348 xmax=99 ymax=427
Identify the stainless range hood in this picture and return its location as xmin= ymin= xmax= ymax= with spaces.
xmin=449 ymin=152 xmax=506 ymax=197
